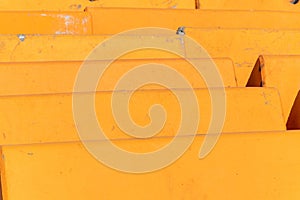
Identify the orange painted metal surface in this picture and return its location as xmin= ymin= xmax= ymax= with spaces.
xmin=88 ymin=8 xmax=300 ymax=33
xmin=0 ymin=88 xmax=284 ymax=146
xmin=0 ymin=0 xmax=300 ymax=199
xmin=0 ymin=12 xmax=92 ymax=34
xmin=1 ymin=131 xmax=300 ymax=200
xmin=247 ymin=55 xmax=300 ymax=121
xmin=198 ymin=0 xmax=300 ymax=11
xmin=0 ymin=58 xmax=236 ymax=96
xmin=0 ymin=0 xmax=195 ymax=10
xmin=1 ymin=29 xmax=300 ymax=86
xmin=2 ymin=9 xmax=300 ymax=34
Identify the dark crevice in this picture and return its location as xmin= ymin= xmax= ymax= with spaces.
xmin=291 ymin=0 xmax=299 ymax=4
xmin=287 ymin=91 xmax=300 ymax=130
xmin=246 ymin=56 xmax=264 ymax=87
xmin=195 ymin=0 xmax=200 ymax=9
xmin=0 ymin=176 xmax=2 ymax=200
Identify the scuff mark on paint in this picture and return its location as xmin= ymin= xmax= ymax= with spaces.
xmin=55 ymin=14 xmax=75 ymax=34
xmin=53 ymin=14 xmax=90 ymax=34
xmin=81 ymin=17 xmax=88 ymax=25
xmin=171 ymin=4 xmax=178 ymax=8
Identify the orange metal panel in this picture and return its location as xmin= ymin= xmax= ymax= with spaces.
xmin=87 ymin=0 xmax=196 ymax=9
xmin=1 ymin=131 xmax=300 ymax=199
xmin=181 ymin=29 xmax=300 ymax=88
xmin=0 ymin=88 xmax=285 ymax=146
xmin=0 ymin=1 xmax=298 ymax=199
xmin=88 ymin=8 xmax=300 ymax=33
xmin=198 ymin=0 xmax=300 ymax=11
xmin=0 ymin=58 xmax=236 ymax=96
xmin=1 ymin=29 xmax=300 ymax=86
xmin=1 ymin=30 xmax=298 ymax=66
xmin=1 ymin=9 xmax=300 ymax=34
xmin=0 ymin=0 xmax=195 ymax=11
xmin=0 ymin=12 xmax=92 ymax=34
xmin=247 ymin=55 xmax=300 ymax=121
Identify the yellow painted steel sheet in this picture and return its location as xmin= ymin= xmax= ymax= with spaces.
xmin=247 ymin=55 xmax=300 ymax=122
xmin=0 ymin=1 xmax=299 ymax=199
xmin=198 ymin=0 xmax=300 ymax=11
xmin=0 ymin=88 xmax=285 ymax=146
xmin=2 ymin=9 xmax=300 ymax=34
xmin=0 ymin=12 xmax=92 ymax=34
xmin=88 ymin=8 xmax=300 ymax=32
xmin=0 ymin=0 xmax=195 ymax=11
xmin=1 ymin=29 xmax=300 ymax=86
xmin=0 ymin=58 xmax=236 ymax=96
xmin=1 ymin=130 xmax=300 ymax=199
